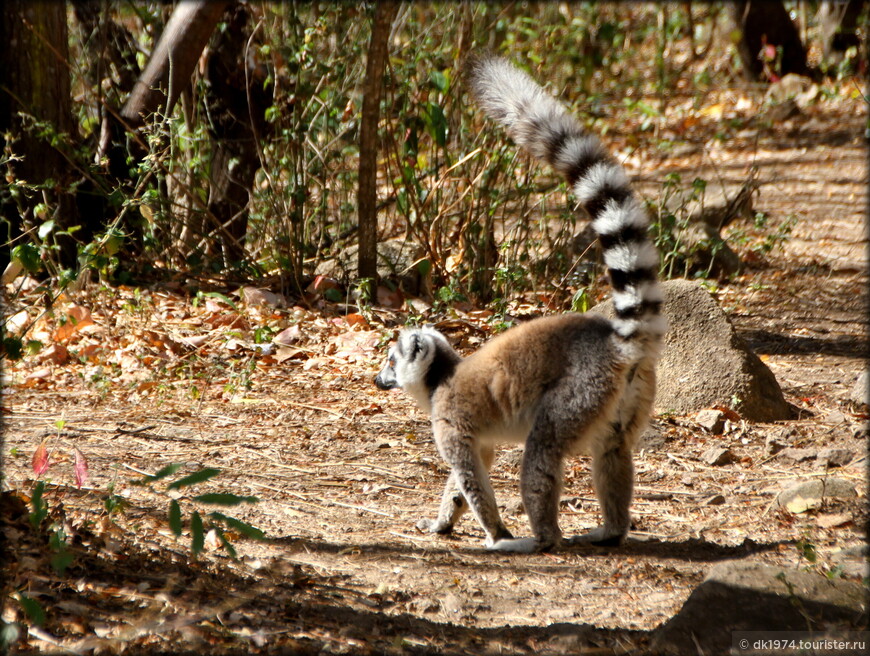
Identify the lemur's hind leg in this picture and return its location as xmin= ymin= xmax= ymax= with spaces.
xmin=567 ymin=430 xmax=634 ymax=547
xmin=489 ymin=416 xmax=566 ymax=554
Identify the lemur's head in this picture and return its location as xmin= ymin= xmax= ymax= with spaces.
xmin=375 ymin=326 xmax=461 ymax=413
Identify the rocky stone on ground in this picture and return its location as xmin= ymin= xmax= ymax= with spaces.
xmin=695 ymin=408 xmax=726 ymax=433
xmin=776 ymin=478 xmax=858 ymax=513
xmin=651 ymin=561 xmax=868 ymax=655
xmin=848 ymin=371 xmax=868 ymax=406
xmin=764 ymin=435 xmax=788 ymax=455
xmin=315 ymin=238 xmax=427 ymax=294
xmin=778 ymin=447 xmax=817 ymax=463
xmin=816 ymin=447 xmax=855 ymax=468
xmin=594 ymin=279 xmax=794 ymax=421
xmin=701 ymin=447 xmax=736 ymax=466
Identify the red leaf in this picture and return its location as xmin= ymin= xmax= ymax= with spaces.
xmin=32 ymin=441 xmax=50 ymax=476
xmin=73 ymin=448 xmax=89 ymax=489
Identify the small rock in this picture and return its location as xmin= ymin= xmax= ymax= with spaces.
xmin=848 ymin=371 xmax=868 ymax=406
xmin=704 ymin=494 xmax=726 ymax=506
xmin=824 ymin=409 xmax=846 ymax=424
xmin=817 ymin=447 xmax=854 ymax=468
xmin=695 ymin=409 xmax=725 ymax=434
xmin=816 ymin=512 xmax=852 ymax=529
xmin=778 ymin=447 xmax=816 ymax=462
xmin=639 ymin=426 xmax=668 ymax=450
xmin=776 ymin=478 xmax=857 ymax=513
xmin=701 ymin=447 xmax=736 ymax=466
xmin=764 ymin=436 xmax=787 ymax=456
xmin=441 ymin=593 xmax=462 ymax=615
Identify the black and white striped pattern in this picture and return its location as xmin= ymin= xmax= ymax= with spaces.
xmin=467 ymin=56 xmax=666 ymax=344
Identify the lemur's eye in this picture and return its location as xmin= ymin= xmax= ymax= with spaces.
xmin=388 ymin=356 xmax=396 ymax=368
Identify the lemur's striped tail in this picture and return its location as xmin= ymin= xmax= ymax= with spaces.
xmin=467 ymin=56 xmax=666 ymax=346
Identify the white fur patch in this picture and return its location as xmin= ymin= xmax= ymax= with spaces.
xmin=603 ymin=240 xmax=659 ymax=272
xmin=611 ymin=280 xmax=663 ymax=312
xmin=612 ymin=317 xmax=640 ymax=339
xmin=573 ymin=162 xmax=629 ymax=205
xmin=592 ymin=197 xmax=648 ymax=235
xmin=613 ymin=312 xmax=668 ymax=342
xmin=475 ymin=60 xmax=549 ymax=124
xmin=487 ymin=536 xmax=540 ymax=553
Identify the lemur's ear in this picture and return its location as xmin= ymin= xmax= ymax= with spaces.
xmin=409 ymin=333 xmax=424 ymax=358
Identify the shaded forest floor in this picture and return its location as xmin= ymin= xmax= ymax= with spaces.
xmin=2 ymin=92 xmax=868 ymax=654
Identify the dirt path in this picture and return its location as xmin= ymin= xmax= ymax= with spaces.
xmin=2 ymin=98 xmax=866 ymax=654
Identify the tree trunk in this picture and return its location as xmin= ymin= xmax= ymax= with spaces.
xmin=0 ymin=0 xmax=83 ymax=270
xmin=198 ymin=3 xmax=272 ymax=269
xmin=98 ymin=0 xmax=229 ymax=176
xmin=731 ymin=0 xmax=810 ymax=81
xmin=91 ymin=0 xmax=228 ymax=270
xmin=120 ymin=0 xmax=230 ymax=126
xmin=357 ymin=0 xmax=399 ymax=283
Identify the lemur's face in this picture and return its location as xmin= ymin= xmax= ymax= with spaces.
xmin=373 ymin=346 xmax=400 ymax=390
xmin=374 ymin=328 xmax=439 ymax=391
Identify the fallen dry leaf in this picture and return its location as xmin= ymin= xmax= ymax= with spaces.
xmin=73 ymin=448 xmax=89 ymax=489
xmin=276 ymin=346 xmax=307 ymax=363
xmin=40 ymin=343 xmax=69 ymax=365
xmin=241 ymin=286 xmax=286 ymax=308
xmin=344 ymin=313 xmax=370 ymax=329
xmin=274 ymin=324 xmax=301 ymax=346
xmin=53 ymin=306 xmax=95 ymax=342
xmin=32 ymin=440 xmax=50 ymax=476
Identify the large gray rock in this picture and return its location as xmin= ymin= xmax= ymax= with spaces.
xmin=594 ymin=279 xmax=793 ymax=421
xmin=651 ymin=561 xmax=868 ymax=655
xmin=316 ymin=238 xmax=427 ymax=293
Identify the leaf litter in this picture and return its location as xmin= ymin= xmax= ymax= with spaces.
xmin=1 ymin=88 xmax=867 ymax=656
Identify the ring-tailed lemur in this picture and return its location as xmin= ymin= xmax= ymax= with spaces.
xmin=375 ymin=56 xmax=666 ymax=553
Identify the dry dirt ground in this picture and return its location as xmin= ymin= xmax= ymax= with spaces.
xmin=2 ymin=96 xmax=867 ymax=654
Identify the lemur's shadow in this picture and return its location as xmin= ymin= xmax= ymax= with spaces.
xmin=270 ymin=533 xmax=787 ymax=565
xmin=573 ymin=534 xmax=789 ymax=561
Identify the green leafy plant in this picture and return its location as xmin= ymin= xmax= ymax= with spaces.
xmin=136 ymin=464 xmax=265 ymax=558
